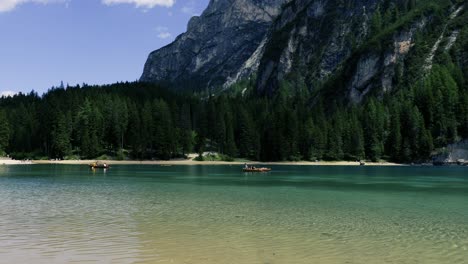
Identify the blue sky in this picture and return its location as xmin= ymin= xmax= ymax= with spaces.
xmin=0 ymin=0 xmax=209 ymax=95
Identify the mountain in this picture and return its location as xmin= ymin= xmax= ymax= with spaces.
xmin=141 ymin=0 xmax=467 ymax=102
xmin=256 ymin=0 xmax=467 ymax=102
xmin=1 ymin=1 xmax=467 ymax=163
xmin=140 ymin=0 xmax=289 ymax=91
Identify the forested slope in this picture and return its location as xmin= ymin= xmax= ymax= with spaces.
xmin=0 ymin=0 xmax=466 ymax=163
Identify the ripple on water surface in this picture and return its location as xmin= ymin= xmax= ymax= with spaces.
xmin=0 ymin=165 xmax=467 ymax=263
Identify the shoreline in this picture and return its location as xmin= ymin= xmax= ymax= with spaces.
xmin=29 ymin=159 xmax=404 ymax=166
xmin=0 ymin=159 xmax=33 ymax=165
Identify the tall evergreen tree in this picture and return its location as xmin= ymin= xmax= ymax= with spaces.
xmin=113 ymin=99 xmax=129 ymax=150
xmin=153 ymin=99 xmax=174 ymax=160
xmin=76 ymin=99 xmax=92 ymax=158
xmin=0 ymin=110 xmax=10 ymax=153
xmin=237 ymin=108 xmax=258 ymax=160
xmin=50 ymin=112 xmax=71 ymax=158
xmin=386 ymin=105 xmax=402 ymax=162
xmin=363 ymin=100 xmax=385 ymax=161
xmin=344 ymin=112 xmax=365 ymax=160
xmin=127 ymin=102 xmax=142 ymax=158
xmin=141 ymin=101 xmax=154 ymax=154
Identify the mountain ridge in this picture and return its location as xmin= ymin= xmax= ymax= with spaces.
xmin=140 ymin=0 xmax=289 ymax=91
xmin=141 ymin=0 xmax=467 ymax=104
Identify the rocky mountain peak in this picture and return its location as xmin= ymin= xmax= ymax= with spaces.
xmin=141 ymin=0 xmax=465 ymax=104
xmin=140 ymin=0 xmax=289 ymax=91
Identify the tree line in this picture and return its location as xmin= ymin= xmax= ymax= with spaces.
xmin=0 ymin=61 xmax=466 ymax=163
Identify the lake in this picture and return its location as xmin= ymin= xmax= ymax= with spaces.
xmin=0 ymin=165 xmax=467 ymax=263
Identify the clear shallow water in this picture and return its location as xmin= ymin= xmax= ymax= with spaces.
xmin=0 ymin=165 xmax=467 ymax=264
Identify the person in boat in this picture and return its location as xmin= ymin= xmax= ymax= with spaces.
xmin=244 ymin=163 xmax=248 ymax=169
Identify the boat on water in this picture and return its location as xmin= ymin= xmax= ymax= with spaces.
xmin=243 ymin=167 xmax=271 ymax=172
xmin=89 ymin=162 xmax=110 ymax=169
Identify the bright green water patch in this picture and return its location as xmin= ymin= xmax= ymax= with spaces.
xmin=0 ymin=165 xmax=467 ymax=263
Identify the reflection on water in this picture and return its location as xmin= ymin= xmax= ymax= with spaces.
xmin=0 ymin=165 xmax=467 ymax=263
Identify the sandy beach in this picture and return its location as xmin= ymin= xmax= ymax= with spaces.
xmin=0 ymin=158 xmax=33 ymax=165
xmin=3 ymin=154 xmax=402 ymax=166
xmin=30 ymin=158 xmax=402 ymax=166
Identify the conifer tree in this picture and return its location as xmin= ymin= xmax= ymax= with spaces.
xmin=77 ymin=99 xmax=92 ymax=158
xmin=141 ymin=102 xmax=154 ymax=154
xmin=0 ymin=110 xmax=10 ymax=153
xmin=237 ymin=108 xmax=258 ymax=160
xmin=51 ymin=112 xmax=71 ymax=158
xmin=386 ymin=105 xmax=402 ymax=162
xmin=363 ymin=100 xmax=385 ymax=161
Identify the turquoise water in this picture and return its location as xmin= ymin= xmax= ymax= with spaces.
xmin=0 ymin=165 xmax=467 ymax=263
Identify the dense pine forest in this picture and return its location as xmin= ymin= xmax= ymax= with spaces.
xmin=0 ymin=0 xmax=467 ymax=163
xmin=0 ymin=60 xmax=466 ymax=163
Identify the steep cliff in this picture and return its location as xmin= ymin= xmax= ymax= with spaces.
xmin=141 ymin=0 xmax=467 ymax=103
xmin=256 ymin=0 xmax=465 ymax=101
xmin=256 ymin=0 xmax=383 ymax=96
xmin=140 ymin=0 xmax=288 ymax=91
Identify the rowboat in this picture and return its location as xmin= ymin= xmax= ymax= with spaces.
xmin=243 ymin=167 xmax=271 ymax=172
xmin=89 ymin=163 xmax=110 ymax=169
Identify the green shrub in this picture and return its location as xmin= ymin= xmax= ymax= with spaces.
xmin=64 ymin=155 xmax=80 ymax=160
xmin=194 ymin=154 xmax=204 ymax=161
xmin=220 ymin=154 xmax=235 ymax=162
xmin=96 ymin=154 xmax=110 ymax=160
xmin=116 ymin=149 xmax=127 ymax=161
xmin=288 ymin=155 xmax=301 ymax=162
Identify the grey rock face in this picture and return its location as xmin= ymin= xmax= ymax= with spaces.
xmin=141 ymin=0 xmax=289 ymax=91
xmin=433 ymin=140 xmax=468 ymax=164
xmin=348 ymin=53 xmax=380 ymax=104
xmin=256 ymin=0 xmax=462 ymax=99
xmin=141 ymin=0 xmax=462 ymax=103
xmin=348 ymin=18 xmax=427 ymax=103
xmin=256 ymin=0 xmax=383 ymax=95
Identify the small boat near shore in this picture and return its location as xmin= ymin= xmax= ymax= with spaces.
xmin=89 ymin=162 xmax=110 ymax=169
xmin=243 ymin=167 xmax=271 ymax=172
